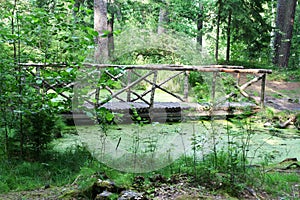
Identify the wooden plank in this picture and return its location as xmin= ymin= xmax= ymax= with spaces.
xmin=260 ymin=74 xmax=266 ymax=108
xmin=104 ymin=69 xmax=150 ymax=105
xmin=83 ymin=63 xmax=272 ymax=74
xmin=150 ymin=70 xmax=158 ymax=107
xmin=99 ymin=71 xmax=156 ymax=105
xmin=131 ymin=71 xmax=185 ymax=102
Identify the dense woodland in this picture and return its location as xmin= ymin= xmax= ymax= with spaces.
xmin=0 ymin=0 xmax=300 ymax=199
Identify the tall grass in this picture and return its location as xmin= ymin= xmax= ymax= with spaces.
xmin=0 ymin=145 xmax=92 ymax=193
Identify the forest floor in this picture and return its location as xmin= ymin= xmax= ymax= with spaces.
xmin=247 ymin=77 xmax=300 ymax=111
xmin=0 ymin=78 xmax=299 ymax=200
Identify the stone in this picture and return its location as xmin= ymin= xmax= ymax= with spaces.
xmin=118 ymin=190 xmax=145 ymax=200
xmin=95 ymin=190 xmax=114 ymax=200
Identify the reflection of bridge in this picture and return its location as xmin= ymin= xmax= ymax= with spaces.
xmin=21 ymin=63 xmax=272 ymax=123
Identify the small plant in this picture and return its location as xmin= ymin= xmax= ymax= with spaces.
xmin=15 ymin=108 xmax=64 ymax=159
xmin=193 ymin=82 xmax=210 ymax=103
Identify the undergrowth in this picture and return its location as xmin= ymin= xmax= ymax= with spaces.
xmin=0 ymin=119 xmax=299 ymax=199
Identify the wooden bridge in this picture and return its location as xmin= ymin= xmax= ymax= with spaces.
xmin=21 ymin=63 xmax=272 ymax=124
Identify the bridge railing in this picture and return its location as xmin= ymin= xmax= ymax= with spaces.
xmin=82 ymin=63 xmax=272 ymax=109
xmin=20 ymin=63 xmax=272 ymax=113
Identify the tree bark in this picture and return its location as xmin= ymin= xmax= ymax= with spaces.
xmin=196 ymin=3 xmax=203 ymax=51
xmin=107 ymin=1 xmax=114 ymax=57
xmin=157 ymin=0 xmax=169 ymax=34
xmin=273 ymin=0 xmax=297 ymax=68
xmin=226 ymin=9 xmax=232 ymax=62
xmin=94 ymin=0 xmax=109 ymax=63
xmin=215 ymin=0 xmax=222 ymax=62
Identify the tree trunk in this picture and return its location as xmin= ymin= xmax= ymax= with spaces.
xmin=157 ymin=0 xmax=169 ymax=34
xmin=94 ymin=0 xmax=109 ymax=63
xmin=273 ymin=0 xmax=297 ymax=68
xmin=226 ymin=9 xmax=232 ymax=62
xmin=197 ymin=3 xmax=203 ymax=51
xmin=107 ymin=1 xmax=114 ymax=57
xmin=215 ymin=0 xmax=222 ymax=62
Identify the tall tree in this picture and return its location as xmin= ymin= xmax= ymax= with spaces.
xmin=94 ymin=0 xmax=109 ymax=62
xmin=273 ymin=0 xmax=297 ymax=68
xmin=226 ymin=8 xmax=232 ymax=62
xmin=196 ymin=2 xmax=203 ymax=50
xmin=157 ymin=0 xmax=169 ymax=34
xmin=107 ymin=0 xmax=115 ymax=57
xmin=215 ymin=0 xmax=223 ymax=62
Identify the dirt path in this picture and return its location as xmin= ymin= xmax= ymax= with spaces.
xmin=241 ymin=75 xmax=300 ymax=111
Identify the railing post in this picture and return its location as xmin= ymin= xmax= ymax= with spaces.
xmin=211 ymin=72 xmax=217 ymax=104
xmin=260 ymin=73 xmax=266 ymax=108
xmin=150 ymin=70 xmax=158 ymax=107
xmin=236 ymin=73 xmax=240 ymax=85
xmin=184 ymin=71 xmax=189 ymax=102
xmin=127 ymin=69 xmax=131 ymax=102
xmin=95 ymin=66 xmax=100 ymax=107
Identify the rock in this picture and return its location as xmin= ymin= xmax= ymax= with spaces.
xmin=44 ymin=184 xmax=50 ymax=189
xmin=95 ymin=190 xmax=114 ymax=200
xmin=118 ymin=190 xmax=145 ymax=200
xmin=94 ymin=179 xmax=117 ymax=192
xmin=92 ymin=179 xmax=122 ymax=199
xmin=133 ymin=176 xmax=145 ymax=187
xmin=263 ymin=122 xmax=272 ymax=127
xmin=149 ymin=174 xmax=166 ymax=184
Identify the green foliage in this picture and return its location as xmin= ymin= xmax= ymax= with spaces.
xmin=0 ymin=145 xmax=93 ymax=193
xmin=269 ymin=68 xmax=300 ymax=82
xmin=289 ymin=4 xmax=300 ymax=68
xmin=262 ymin=172 xmax=300 ymax=197
xmin=193 ymin=82 xmax=210 ymax=103
xmin=20 ymin=109 xmax=64 ymax=157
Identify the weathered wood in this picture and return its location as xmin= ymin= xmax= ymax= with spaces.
xmin=260 ymin=74 xmax=266 ymax=108
xmin=150 ymin=70 xmax=158 ymax=107
xmin=184 ymin=72 xmax=189 ymax=102
xmin=104 ymin=69 xmax=150 ymax=105
xmin=127 ymin=69 xmax=132 ymax=102
xmin=216 ymin=74 xmax=266 ymax=106
xmin=131 ymin=71 xmax=185 ymax=102
xmin=25 ymin=68 xmax=71 ymax=101
xmin=236 ymin=85 xmax=259 ymax=104
xmin=83 ymin=63 xmax=272 ymax=74
xmin=105 ymin=86 xmax=125 ymax=102
xmin=211 ymin=72 xmax=218 ymax=103
xmin=99 ymin=71 xmax=156 ymax=105
xmin=20 ymin=63 xmax=71 ymax=68
xmin=240 ymin=74 xmax=265 ymax=90
xmin=21 ymin=62 xmax=272 ymax=112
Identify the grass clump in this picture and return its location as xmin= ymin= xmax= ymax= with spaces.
xmin=0 ymin=144 xmax=92 ymax=193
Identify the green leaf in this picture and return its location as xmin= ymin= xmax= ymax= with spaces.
xmin=36 ymin=79 xmax=43 ymax=85
xmin=105 ymin=112 xmax=114 ymax=121
xmin=66 ymin=68 xmax=73 ymax=73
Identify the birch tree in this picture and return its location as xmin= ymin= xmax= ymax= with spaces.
xmin=94 ymin=0 xmax=109 ymax=62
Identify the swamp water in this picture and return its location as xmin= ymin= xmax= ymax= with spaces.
xmin=59 ymin=120 xmax=300 ymax=172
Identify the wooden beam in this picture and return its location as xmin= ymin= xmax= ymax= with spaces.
xmin=83 ymin=63 xmax=272 ymax=74
xmin=150 ymin=71 xmax=158 ymax=107
xmin=99 ymin=71 xmax=156 ymax=105
xmin=260 ymin=74 xmax=266 ymax=108
xmin=104 ymin=69 xmax=150 ymax=105
xmin=131 ymin=71 xmax=185 ymax=102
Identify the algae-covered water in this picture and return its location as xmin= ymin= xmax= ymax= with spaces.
xmin=57 ymin=120 xmax=300 ymax=172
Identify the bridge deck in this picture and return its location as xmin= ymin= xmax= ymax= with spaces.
xmin=68 ymin=101 xmax=259 ymax=125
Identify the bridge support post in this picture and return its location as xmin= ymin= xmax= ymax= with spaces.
xmin=127 ymin=69 xmax=132 ymax=101
xmin=184 ymin=72 xmax=189 ymax=102
xmin=260 ymin=73 xmax=266 ymax=108
xmin=150 ymin=70 xmax=158 ymax=107
xmin=211 ymin=72 xmax=218 ymax=104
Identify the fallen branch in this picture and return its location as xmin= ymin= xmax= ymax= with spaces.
xmin=276 ymin=116 xmax=297 ymax=129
